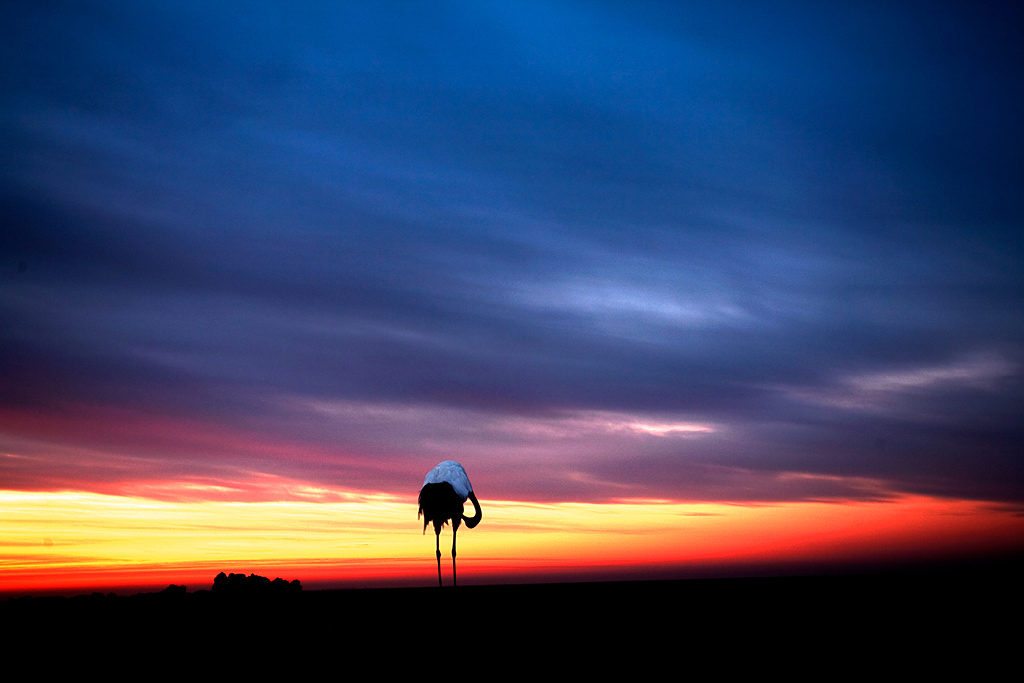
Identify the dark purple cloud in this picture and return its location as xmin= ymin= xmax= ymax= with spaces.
xmin=2 ymin=1 xmax=1022 ymax=504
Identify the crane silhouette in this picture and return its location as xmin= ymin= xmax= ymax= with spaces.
xmin=418 ymin=460 xmax=482 ymax=587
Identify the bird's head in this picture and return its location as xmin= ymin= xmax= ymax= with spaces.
xmin=463 ymin=491 xmax=482 ymax=529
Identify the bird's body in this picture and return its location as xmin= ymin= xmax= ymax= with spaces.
xmin=421 ymin=460 xmax=474 ymax=499
xmin=418 ymin=460 xmax=482 ymax=587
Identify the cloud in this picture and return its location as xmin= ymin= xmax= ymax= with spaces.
xmin=1 ymin=1 xmax=1022 ymax=509
xmin=783 ymin=354 xmax=1019 ymax=413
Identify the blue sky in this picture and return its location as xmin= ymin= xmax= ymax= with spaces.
xmin=2 ymin=1 xmax=1022 ymax=507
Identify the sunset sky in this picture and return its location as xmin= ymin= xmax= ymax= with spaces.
xmin=2 ymin=1 xmax=1022 ymax=594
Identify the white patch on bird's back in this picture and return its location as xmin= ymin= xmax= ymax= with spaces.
xmin=422 ymin=460 xmax=473 ymax=500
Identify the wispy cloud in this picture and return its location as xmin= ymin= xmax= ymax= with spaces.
xmin=1 ymin=1 xmax=1022 ymax=516
xmin=785 ymin=354 xmax=1017 ymax=413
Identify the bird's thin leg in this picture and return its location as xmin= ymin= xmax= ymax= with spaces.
xmin=435 ymin=529 xmax=443 ymax=588
xmin=451 ymin=525 xmax=458 ymax=588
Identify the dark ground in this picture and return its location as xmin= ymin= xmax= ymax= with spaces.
xmin=6 ymin=567 xmax=1018 ymax=673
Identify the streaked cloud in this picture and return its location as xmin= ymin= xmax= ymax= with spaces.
xmin=784 ymin=354 xmax=1018 ymax=413
xmin=847 ymin=355 xmax=1016 ymax=395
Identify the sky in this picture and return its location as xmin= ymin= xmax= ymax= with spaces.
xmin=2 ymin=1 xmax=1023 ymax=593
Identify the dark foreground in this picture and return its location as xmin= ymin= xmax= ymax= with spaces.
xmin=6 ymin=569 xmax=1018 ymax=673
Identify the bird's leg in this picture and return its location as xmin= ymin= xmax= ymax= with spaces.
xmin=451 ymin=524 xmax=458 ymax=588
xmin=435 ymin=529 xmax=443 ymax=588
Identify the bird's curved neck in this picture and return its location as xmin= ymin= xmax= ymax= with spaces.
xmin=463 ymin=491 xmax=482 ymax=529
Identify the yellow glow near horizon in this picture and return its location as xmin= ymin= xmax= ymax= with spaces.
xmin=2 ymin=488 xmax=1022 ymax=594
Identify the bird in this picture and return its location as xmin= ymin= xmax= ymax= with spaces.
xmin=418 ymin=460 xmax=482 ymax=587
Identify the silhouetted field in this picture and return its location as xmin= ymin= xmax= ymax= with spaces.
xmin=5 ymin=568 xmax=1017 ymax=672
